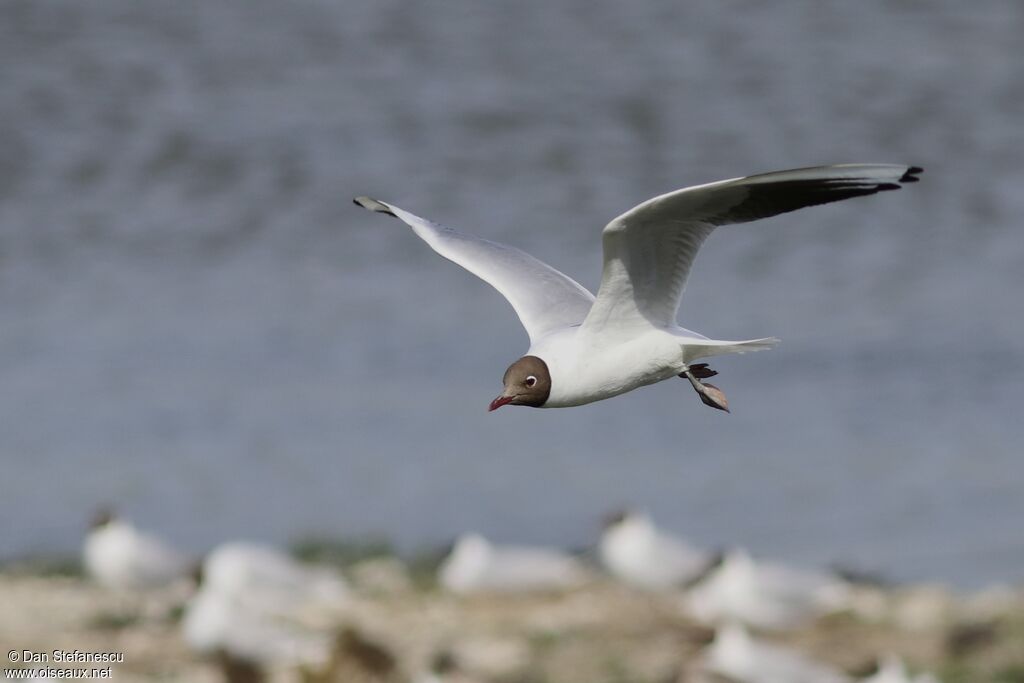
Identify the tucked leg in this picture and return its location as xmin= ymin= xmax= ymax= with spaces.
xmin=680 ymin=363 xmax=718 ymax=380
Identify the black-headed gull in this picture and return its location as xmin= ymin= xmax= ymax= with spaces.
xmin=356 ymin=164 xmax=921 ymax=412
xmin=598 ymin=510 xmax=714 ymax=590
xmin=438 ymin=533 xmax=589 ymax=594
xmin=83 ymin=509 xmax=192 ymax=590
xmin=192 ymin=542 xmax=349 ymax=616
xmin=683 ymin=548 xmax=851 ymax=631
xmin=182 ymin=542 xmax=350 ymax=674
xmin=695 ymin=622 xmax=851 ymax=683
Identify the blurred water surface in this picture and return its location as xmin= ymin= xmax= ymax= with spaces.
xmin=1 ymin=0 xmax=1022 ymax=587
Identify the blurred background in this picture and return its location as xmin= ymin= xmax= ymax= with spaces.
xmin=1 ymin=0 xmax=1022 ymax=592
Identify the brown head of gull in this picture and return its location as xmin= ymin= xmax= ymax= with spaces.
xmin=488 ymin=355 xmax=551 ymax=411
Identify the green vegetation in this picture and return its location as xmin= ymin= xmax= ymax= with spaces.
xmin=1 ymin=554 xmax=84 ymax=577
xmin=289 ymin=535 xmax=395 ymax=567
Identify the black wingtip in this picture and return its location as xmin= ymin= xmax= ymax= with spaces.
xmin=353 ymin=196 xmax=397 ymax=217
xmin=900 ymin=166 xmax=923 ymax=183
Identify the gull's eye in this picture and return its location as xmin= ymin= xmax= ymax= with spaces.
xmin=525 ymin=375 xmax=537 ymax=388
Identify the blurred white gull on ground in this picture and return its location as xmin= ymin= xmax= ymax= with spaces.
xmin=683 ymin=548 xmax=850 ymax=631
xmin=696 ymin=622 xmax=851 ymax=683
xmin=598 ymin=510 xmax=713 ymax=590
xmin=439 ymin=533 xmax=589 ymax=594
xmin=182 ymin=542 xmax=350 ymax=673
xmin=183 ymin=586 xmax=335 ymax=672
xmin=199 ymin=541 xmax=349 ymax=614
xmin=860 ymin=655 xmax=941 ymax=683
xmin=82 ymin=509 xmax=192 ymax=590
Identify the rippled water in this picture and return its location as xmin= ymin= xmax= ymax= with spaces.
xmin=1 ymin=0 xmax=1022 ymax=587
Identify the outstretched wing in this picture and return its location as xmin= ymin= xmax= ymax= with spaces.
xmin=581 ymin=164 xmax=922 ymax=333
xmin=355 ymin=197 xmax=595 ymax=343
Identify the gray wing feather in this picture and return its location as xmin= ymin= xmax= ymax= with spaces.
xmin=355 ymin=197 xmax=595 ymax=343
xmin=582 ymin=164 xmax=922 ymax=332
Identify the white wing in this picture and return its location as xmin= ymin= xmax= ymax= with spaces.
xmin=582 ymin=164 xmax=922 ymax=332
xmin=355 ymin=197 xmax=595 ymax=344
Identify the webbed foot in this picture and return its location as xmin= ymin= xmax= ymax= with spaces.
xmin=681 ymin=367 xmax=730 ymax=413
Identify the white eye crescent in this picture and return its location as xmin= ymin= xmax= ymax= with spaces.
xmin=525 ymin=375 xmax=537 ymax=388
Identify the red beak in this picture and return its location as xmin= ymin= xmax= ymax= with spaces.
xmin=488 ymin=395 xmax=514 ymax=412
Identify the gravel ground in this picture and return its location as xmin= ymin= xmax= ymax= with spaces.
xmin=1 ymin=562 xmax=1022 ymax=683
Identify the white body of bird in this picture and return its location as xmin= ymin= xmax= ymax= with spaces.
xmin=599 ymin=511 xmax=711 ymax=590
xmin=83 ymin=517 xmax=191 ymax=590
xmin=182 ymin=587 xmax=334 ymax=668
xmin=439 ymin=534 xmax=588 ymax=594
xmin=200 ymin=542 xmax=349 ymax=614
xmin=698 ymin=622 xmax=851 ymax=683
xmin=684 ymin=548 xmax=850 ymax=631
xmin=530 ymin=325 xmax=771 ymax=408
xmin=182 ymin=542 xmax=350 ymax=669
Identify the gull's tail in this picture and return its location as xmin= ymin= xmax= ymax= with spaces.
xmin=677 ymin=336 xmax=780 ymax=364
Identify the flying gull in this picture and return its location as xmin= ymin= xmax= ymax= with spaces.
xmin=355 ymin=164 xmax=921 ymax=412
